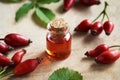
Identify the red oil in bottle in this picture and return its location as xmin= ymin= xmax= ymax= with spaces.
xmin=46 ymin=18 xmax=72 ymax=60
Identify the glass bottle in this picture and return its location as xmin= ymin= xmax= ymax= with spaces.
xmin=46 ymin=18 xmax=72 ymax=60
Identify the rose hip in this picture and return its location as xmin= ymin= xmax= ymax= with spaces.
xmin=0 ymin=42 xmax=13 ymax=55
xmin=103 ymin=20 xmax=114 ymax=35
xmin=0 ymin=33 xmax=32 ymax=47
xmin=13 ymin=58 xmax=42 ymax=76
xmin=74 ymin=19 xmax=92 ymax=32
xmin=79 ymin=0 xmax=101 ymax=6
xmin=95 ymin=50 xmax=120 ymax=64
xmin=0 ymin=53 xmax=13 ymax=66
xmin=64 ymin=0 xmax=75 ymax=11
xmin=90 ymin=21 xmax=103 ymax=36
xmin=85 ymin=49 xmax=95 ymax=57
xmin=12 ymin=49 xmax=26 ymax=66
xmin=85 ymin=44 xmax=109 ymax=57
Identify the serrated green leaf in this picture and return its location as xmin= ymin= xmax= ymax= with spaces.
xmin=35 ymin=7 xmax=55 ymax=25
xmin=48 ymin=67 xmax=83 ymax=80
xmin=15 ymin=2 xmax=34 ymax=22
xmin=37 ymin=0 xmax=60 ymax=4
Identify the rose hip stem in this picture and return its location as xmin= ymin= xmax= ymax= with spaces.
xmin=0 ymin=39 xmax=4 ymax=40
xmin=109 ymin=45 xmax=120 ymax=48
xmin=92 ymin=1 xmax=109 ymax=23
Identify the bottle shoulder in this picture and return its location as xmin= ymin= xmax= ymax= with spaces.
xmin=46 ymin=32 xmax=71 ymax=44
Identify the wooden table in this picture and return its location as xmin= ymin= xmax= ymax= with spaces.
xmin=0 ymin=0 xmax=120 ymax=80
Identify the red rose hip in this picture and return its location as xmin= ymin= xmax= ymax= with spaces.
xmin=85 ymin=49 xmax=96 ymax=57
xmin=85 ymin=44 xmax=109 ymax=57
xmin=14 ymin=58 xmax=42 ymax=76
xmin=0 ymin=33 xmax=32 ymax=47
xmin=90 ymin=21 xmax=103 ymax=36
xmin=64 ymin=0 xmax=75 ymax=11
xmin=95 ymin=50 xmax=120 ymax=64
xmin=74 ymin=19 xmax=92 ymax=32
xmin=0 ymin=42 xmax=13 ymax=54
xmin=103 ymin=20 xmax=114 ymax=35
xmin=79 ymin=0 xmax=101 ymax=6
xmin=12 ymin=49 xmax=26 ymax=66
xmin=0 ymin=53 xmax=13 ymax=66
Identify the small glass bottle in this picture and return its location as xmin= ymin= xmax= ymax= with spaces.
xmin=46 ymin=18 xmax=72 ymax=60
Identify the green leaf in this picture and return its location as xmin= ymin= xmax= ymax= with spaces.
xmin=35 ymin=7 xmax=55 ymax=25
xmin=9 ymin=0 xmax=22 ymax=2
xmin=48 ymin=67 xmax=83 ymax=80
xmin=37 ymin=0 xmax=60 ymax=4
xmin=15 ymin=2 xmax=34 ymax=22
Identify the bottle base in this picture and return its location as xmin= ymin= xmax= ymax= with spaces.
xmin=46 ymin=50 xmax=71 ymax=61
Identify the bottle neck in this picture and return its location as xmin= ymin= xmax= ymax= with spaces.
xmin=47 ymin=18 xmax=69 ymax=37
xmin=48 ymin=27 xmax=69 ymax=37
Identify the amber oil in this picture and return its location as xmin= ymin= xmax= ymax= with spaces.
xmin=46 ymin=18 xmax=72 ymax=60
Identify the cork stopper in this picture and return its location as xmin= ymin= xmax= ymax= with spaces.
xmin=48 ymin=18 xmax=68 ymax=33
